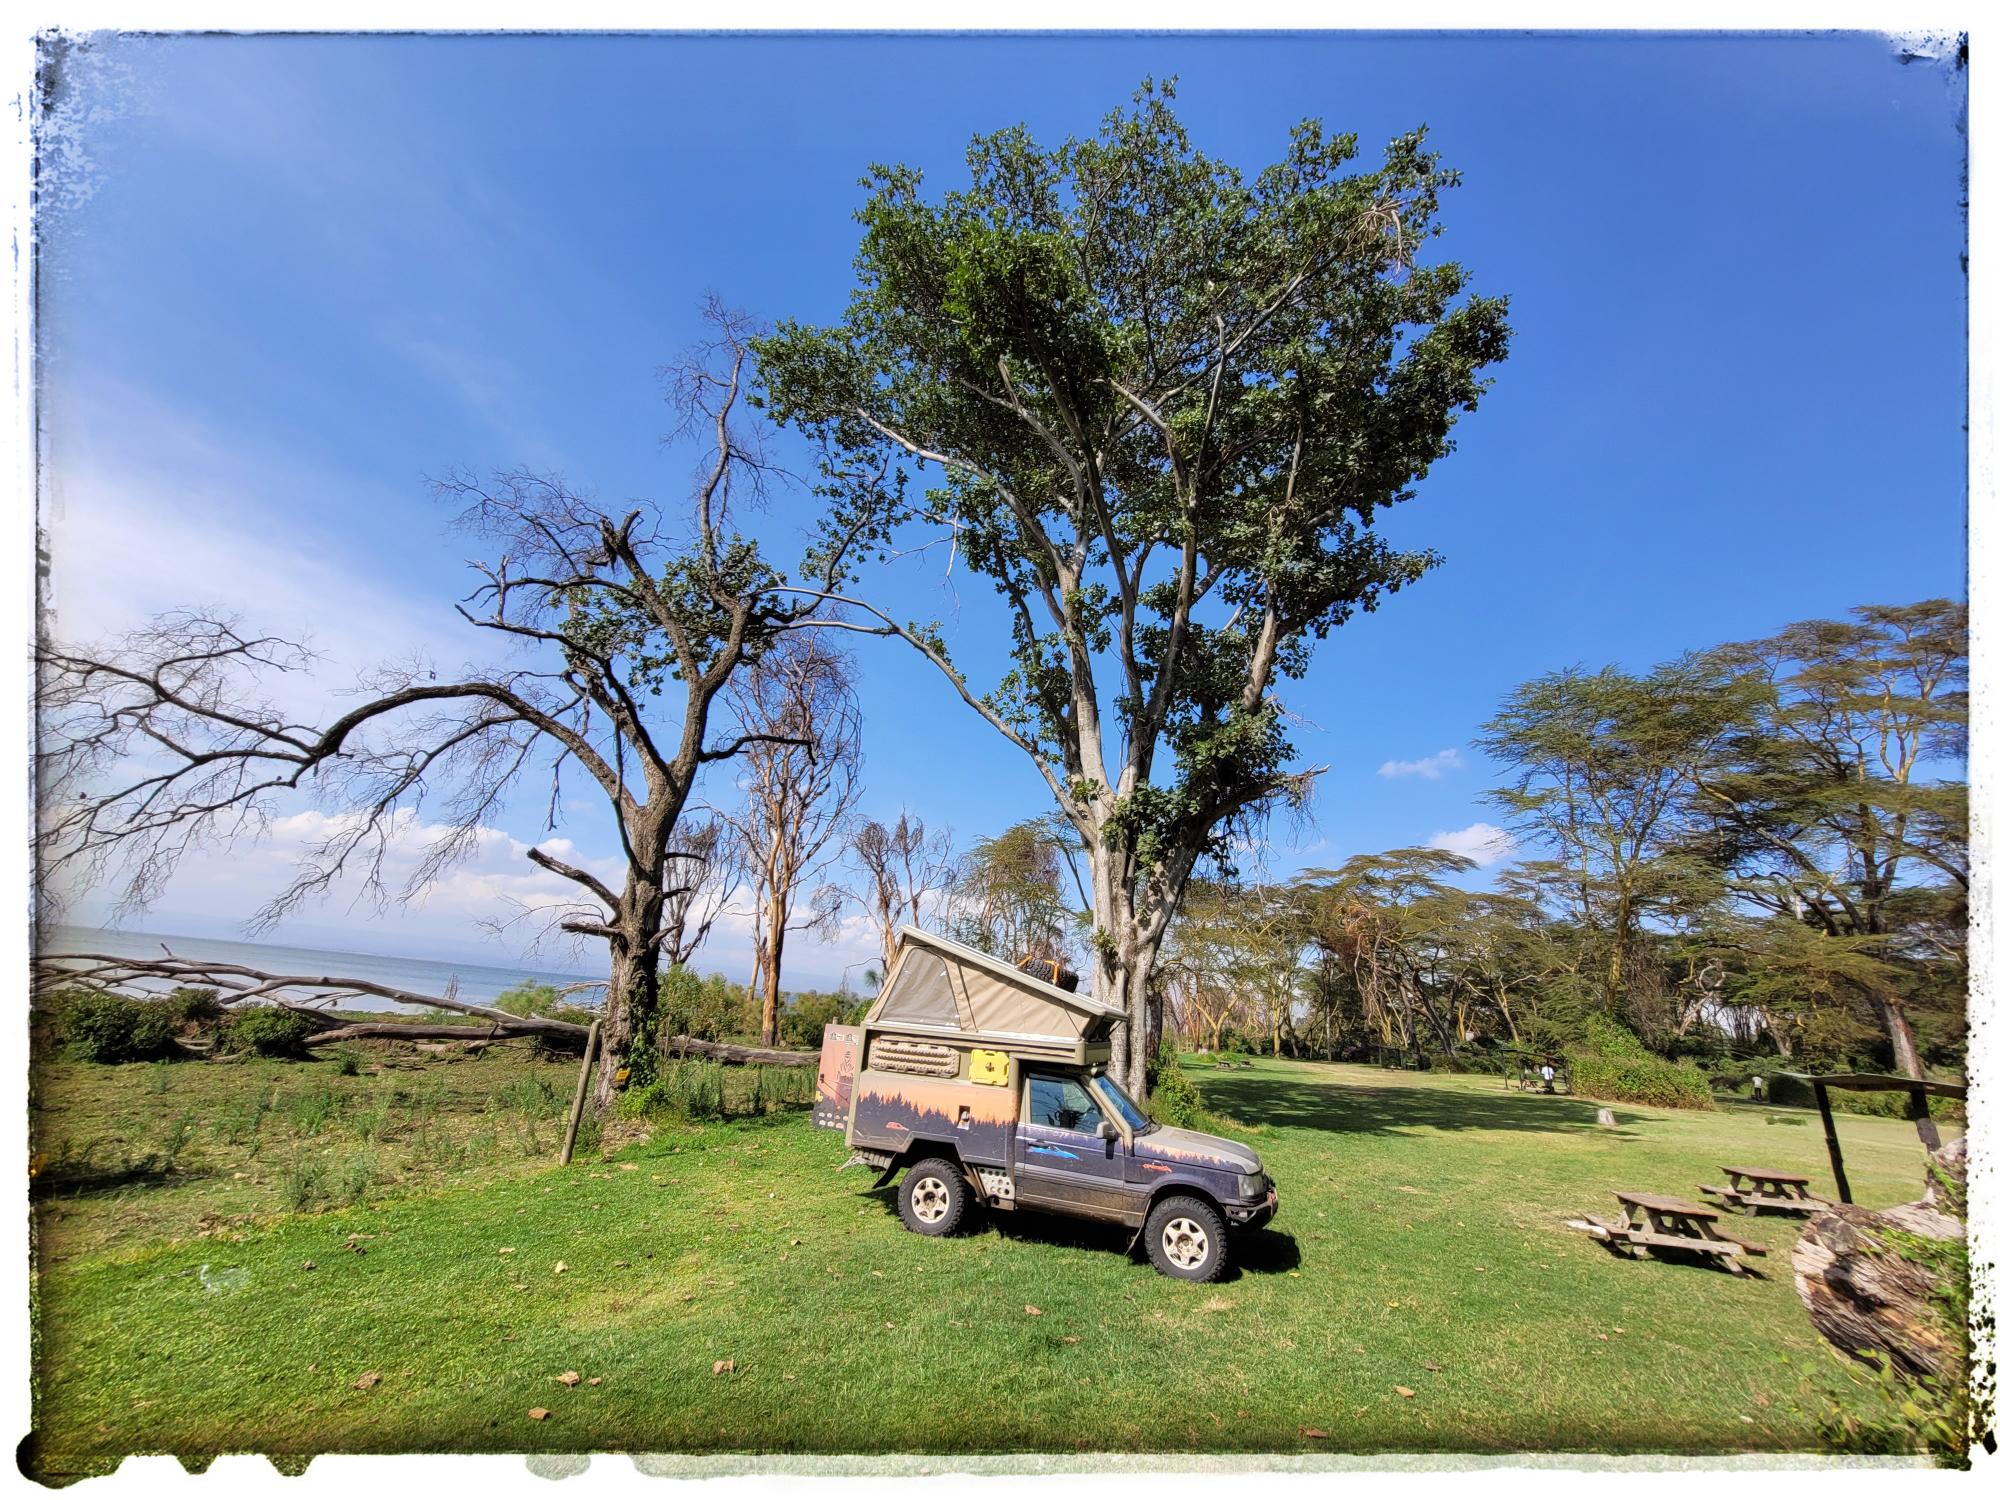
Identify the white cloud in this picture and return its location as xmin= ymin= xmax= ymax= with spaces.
xmin=40 ymin=382 xmax=479 ymax=698
xmin=1378 ymin=747 xmax=1465 ymax=780
xmin=1424 ymin=822 xmax=1516 ymax=867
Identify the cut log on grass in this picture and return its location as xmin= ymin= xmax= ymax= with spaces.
xmin=1791 ymin=1137 xmax=1967 ymax=1383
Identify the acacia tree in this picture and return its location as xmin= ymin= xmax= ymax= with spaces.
xmin=1297 ymin=848 xmax=1476 ymax=1057
xmin=837 ymin=809 xmax=959 ymax=980
xmin=36 ymin=306 xmax=857 ymax=1104
xmin=1477 ymin=660 xmax=1752 ymax=1021
xmin=1688 ymin=600 xmax=1968 ymax=1077
xmin=946 ymin=817 xmax=1087 ymax=965
xmin=756 ymin=82 xmax=1509 ymax=1093
xmin=1156 ymin=878 xmax=1247 ymax=1053
xmin=721 ymin=633 xmax=863 ymax=1045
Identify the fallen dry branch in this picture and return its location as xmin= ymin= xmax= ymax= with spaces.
xmin=657 ymin=1035 xmax=817 ymax=1067
xmin=32 ymin=950 xmax=818 ymax=1066
xmin=35 ymin=950 xmax=581 ymax=1033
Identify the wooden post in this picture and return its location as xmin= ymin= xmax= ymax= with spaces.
xmin=1812 ymin=1080 xmax=1853 ymax=1205
xmin=1909 ymin=1086 xmax=1942 ymax=1153
xmin=559 ymin=1020 xmax=601 ymax=1167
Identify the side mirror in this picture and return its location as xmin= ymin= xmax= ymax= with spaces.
xmin=1096 ymin=1119 xmax=1118 ymax=1140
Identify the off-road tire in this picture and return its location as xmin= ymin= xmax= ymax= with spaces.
xmin=897 ymin=1156 xmax=969 ymax=1236
xmin=1144 ymin=1195 xmax=1229 ymax=1282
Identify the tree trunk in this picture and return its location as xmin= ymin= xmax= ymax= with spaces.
xmin=1869 ymin=985 xmax=1925 ymax=1079
xmin=1791 ymin=1139 xmax=1966 ymax=1382
xmin=1604 ymin=889 xmax=1632 ymax=1015
xmin=760 ymin=896 xmax=787 ymax=1047
xmin=593 ymin=936 xmax=659 ymax=1110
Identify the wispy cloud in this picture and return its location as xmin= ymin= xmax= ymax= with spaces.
xmin=1378 ymin=747 xmax=1465 ymax=780
xmin=1425 ymin=822 xmax=1516 ymax=867
xmin=41 ymin=381 xmax=494 ymax=698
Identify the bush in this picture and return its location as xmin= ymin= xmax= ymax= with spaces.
xmin=1563 ymin=1017 xmax=1714 ymax=1110
xmin=61 ymin=992 xmax=180 ymax=1064
xmin=494 ymin=980 xmax=566 ymax=1016
xmin=1146 ymin=1053 xmax=1225 ymax=1134
xmin=1766 ymin=1074 xmax=1964 ymax=1121
xmin=164 ymin=986 xmax=224 ymax=1027
xmin=779 ymin=989 xmax=863 ymax=1051
xmin=227 ymin=1007 xmax=319 ymax=1059
xmin=620 ymin=1059 xmax=727 ymax=1122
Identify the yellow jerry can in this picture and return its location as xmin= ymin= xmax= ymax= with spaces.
xmin=967 ymin=1048 xmax=1010 ymax=1087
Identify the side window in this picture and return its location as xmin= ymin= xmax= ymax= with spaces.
xmin=1027 ymin=1074 xmax=1104 ymax=1134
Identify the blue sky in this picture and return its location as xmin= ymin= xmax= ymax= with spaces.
xmin=40 ymin=31 xmax=1968 ymax=984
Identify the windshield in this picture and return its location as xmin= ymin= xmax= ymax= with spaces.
xmin=1092 ymin=1072 xmax=1156 ymax=1135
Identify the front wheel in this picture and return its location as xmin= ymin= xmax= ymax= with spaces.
xmin=1144 ymin=1195 xmax=1229 ymax=1282
xmin=896 ymin=1157 xmax=970 ymax=1236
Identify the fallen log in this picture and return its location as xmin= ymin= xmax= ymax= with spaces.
xmin=35 ymin=951 xmax=585 ymax=1035
xmin=304 ymin=1021 xmax=574 ymax=1048
xmin=34 ymin=950 xmax=816 ymax=1066
xmin=1791 ymin=1137 xmax=1967 ymax=1382
xmin=659 ymin=1034 xmax=817 ymax=1067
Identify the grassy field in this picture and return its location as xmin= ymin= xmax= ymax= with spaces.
xmin=26 ymin=1052 xmax=1955 ymax=1477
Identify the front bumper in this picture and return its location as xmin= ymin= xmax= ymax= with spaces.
xmin=1225 ymin=1181 xmax=1278 ymax=1230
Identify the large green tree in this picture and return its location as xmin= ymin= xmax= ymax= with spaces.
xmin=1689 ymin=600 xmax=1968 ymax=1077
xmin=1477 ymin=660 xmax=1751 ymax=1022
xmin=757 ymin=82 xmax=1509 ymax=1092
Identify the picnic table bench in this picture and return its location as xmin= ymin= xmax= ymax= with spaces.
xmin=1567 ymin=1191 xmax=1768 ymax=1276
xmin=1698 ymin=1165 xmax=1829 ymax=1215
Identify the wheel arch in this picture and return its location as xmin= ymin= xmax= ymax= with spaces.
xmin=1146 ymin=1179 xmax=1226 ymax=1220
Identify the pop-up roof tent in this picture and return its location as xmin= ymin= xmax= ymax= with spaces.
xmin=865 ymin=925 xmax=1119 ymax=1053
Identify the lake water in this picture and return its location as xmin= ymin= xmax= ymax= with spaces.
xmin=40 ymin=927 xmax=607 ymax=1013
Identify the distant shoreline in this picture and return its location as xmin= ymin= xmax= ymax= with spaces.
xmin=39 ymin=925 xmax=607 ymax=1012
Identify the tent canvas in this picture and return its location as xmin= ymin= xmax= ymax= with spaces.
xmin=866 ymin=926 xmax=1117 ymax=1044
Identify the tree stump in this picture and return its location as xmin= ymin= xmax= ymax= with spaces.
xmin=1790 ymin=1137 xmax=1966 ymax=1382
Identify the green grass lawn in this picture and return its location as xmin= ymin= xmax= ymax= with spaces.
xmin=27 ymin=1054 xmax=1954 ymax=1477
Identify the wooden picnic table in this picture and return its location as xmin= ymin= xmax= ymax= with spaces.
xmin=1699 ymin=1165 xmax=1828 ymax=1215
xmin=1568 ymin=1191 xmax=1768 ymax=1275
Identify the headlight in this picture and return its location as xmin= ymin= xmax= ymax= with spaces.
xmin=1237 ymin=1171 xmax=1267 ymax=1198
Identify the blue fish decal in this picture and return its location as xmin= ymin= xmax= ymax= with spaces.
xmin=1026 ymin=1144 xmax=1080 ymax=1160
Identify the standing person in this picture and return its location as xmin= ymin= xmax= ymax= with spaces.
xmin=1540 ymin=1062 xmax=1555 ymax=1094
xmin=1751 ymin=1074 xmax=1765 ymax=1102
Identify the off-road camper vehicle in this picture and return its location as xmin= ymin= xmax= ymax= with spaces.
xmin=814 ymin=926 xmax=1277 ymax=1282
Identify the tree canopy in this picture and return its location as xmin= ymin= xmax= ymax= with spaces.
xmin=757 ymin=80 xmax=1510 ymax=1089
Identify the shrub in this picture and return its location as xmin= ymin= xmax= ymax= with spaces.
xmin=336 ymin=1152 xmax=377 ymax=1206
xmin=1563 ymin=1017 xmax=1714 ymax=1110
xmin=496 ymin=1076 xmax=563 ymax=1118
xmin=227 ymin=1007 xmax=318 ymax=1059
xmin=1766 ymin=1074 xmax=1964 ymax=1121
xmin=779 ymin=989 xmax=864 ymax=1051
xmin=280 ymin=1157 xmax=327 ymax=1211
xmin=286 ymin=1086 xmax=341 ymax=1134
xmin=494 ymin=980 xmax=566 ymax=1016
xmin=1146 ymin=1054 xmax=1225 ymax=1134
xmin=164 ymin=986 xmax=225 ymax=1027
xmin=62 ymin=992 xmax=179 ymax=1064
xmin=620 ymin=1059 xmax=727 ymax=1122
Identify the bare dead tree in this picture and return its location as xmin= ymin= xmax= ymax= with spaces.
xmin=717 ymin=634 xmax=863 ymax=1045
xmin=834 ymin=809 xmax=958 ymax=983
xmin=658 ymin=817 xmax=739 ymax=971
xmin=34 ymin=302 xmax=866 ymax=1105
